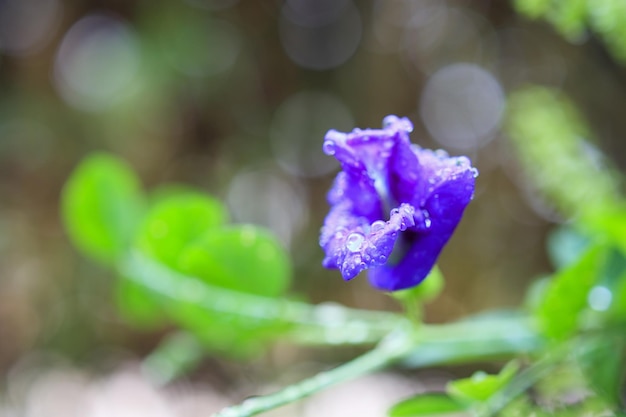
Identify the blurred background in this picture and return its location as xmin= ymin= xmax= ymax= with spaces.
xmin=1 ymin=0 xmax=625 ymax=415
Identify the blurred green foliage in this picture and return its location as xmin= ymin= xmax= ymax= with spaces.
xmin=506 ymin=87 xmax=621 ymax=221
xmin=62 ymin=152 xmax=293 ymax=357
xmin=514 ymin=0 xmax=626 ymax=62
xmin=500 ymin=84 xmax=626 ymax=414
xmin=62 ymin=153 xmax=146 ymax=263
xmin=387 ymin=394 xmax=467 ymax=417
xmin=447 ymin=361 xmax=520 ymax=404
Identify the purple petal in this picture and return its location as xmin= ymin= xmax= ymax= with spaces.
xmin=320 ymin=115 xmax=477 ymax=291
xmin=320 ymin=202 xmax=419 ymax=280
xmin=368 ymin=168 xmax=476 ymax=291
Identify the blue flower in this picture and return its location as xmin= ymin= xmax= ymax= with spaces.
xmin=319 ymin=115 xmax=477 ymax=291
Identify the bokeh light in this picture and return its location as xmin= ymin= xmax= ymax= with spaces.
xmin=270 ymin=91 xmax=353 ymax=177
xmin=53 ymin=14 xmax=141 ymax=112
xmin=419 ymin=63 xmax=505 ymax=150
xmin=0 ymin=0 xmax=62 ymax=56
xmin=226 ymin=167 xmax=308 ymax=248
xmin=402 ymin=7 xmax=498 ymax=74
xmin=280 ymin=0 xmax=362 ymax=70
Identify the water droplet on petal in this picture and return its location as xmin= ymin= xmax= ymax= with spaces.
xmin=382 ymin=115 xmax=398 ymax=127
xmin=435 ymin=149 xmax=449 ymax=159
xmin=424 ymin=218 xmax=432 ymax=229
xmin=346 ymin=232 xmax=364 ymax=252
xmin=378 ymin=255 xmax=387 ymax=262
xmin=322 ymin=140 xmax=336 ymax=155
xmin=471 ymin=167 xmax=479 ymax=178
xmin=370 ymin=220 xmax=386 ymax=232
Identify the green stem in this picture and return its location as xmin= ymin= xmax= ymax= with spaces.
xmin=211 ymin=326 xmax=418 ymax=417
xmin=211 ymin=316 xmax=544 ymax=417
xmin=121 ymin=253 xmax=402 ymax=347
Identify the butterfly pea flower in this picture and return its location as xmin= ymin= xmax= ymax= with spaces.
xmin=319 ymin=115 xmax=477 ymax=291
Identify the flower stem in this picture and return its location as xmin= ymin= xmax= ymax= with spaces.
xmin=121 ymin=253 xmax=402 ymax=347
xmin=211 ymin=315 xmax=543 ymax=417
xmin=211 ymin=326 xmax=418 ymax=417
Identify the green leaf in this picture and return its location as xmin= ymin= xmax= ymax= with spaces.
xmin=135 ymin=190 xmax=228 ymax=268
xmin=447 ymin=361 xmax=520 ymax=404
xmin=580 ymin=336 xmax=626 ymax=406
xmin=178 ymin=224 xmax=291 ymax=297
xmin=586 ymin=205 xmax=626 ymax=257
xmin=126 ymin=223 xmax=292 ymax=355
xmin=388 ymin=394 xmax=467 ymax=417
xmin=609 ymin=270 xmax=626 ymax=321
xmin=115 ymin=276 xmax=165 ymax=328
xmin=121 ymin=251 xmax=294 ymax=358
xmin=61 ymin=152 xmax=145 ymax=264
xmin=536 ymin=244 xmax=606 ymax=340
xmin=119 ymin=190 xmax=228 ymax=327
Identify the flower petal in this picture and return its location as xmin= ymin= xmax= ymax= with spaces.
xmin=320 ymin=200 xmax=419 ymax=280
xmin=368 ymin=167 xmax=476 ymax=291
xmin=320 ymin=115 xmax=477 ymax=291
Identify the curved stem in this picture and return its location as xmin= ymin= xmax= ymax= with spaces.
xmin=211 ymin=326 xmax=418 ymax=417
xmin=121 ymin=253 xmax=402 ymax=346
xmin=211 ymin=316 xmax=543 ymax=417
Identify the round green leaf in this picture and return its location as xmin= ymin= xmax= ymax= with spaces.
xmin=136 ymin=191 xmax=228 ymax=268
xmin=61 ymin=152 xmax=145 ymax=264
xmin=120 ymin=190 xmax=228 ymax=326
xmin=178 ymin=224 xmax=291 ymax=297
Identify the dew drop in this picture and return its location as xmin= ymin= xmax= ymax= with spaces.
xmin=322 ymin=140 xmax=336 ymax=155
xmin=455 ymin=156 xmax=470 ymax=167
xmin=370 ymin=220 xmax=386 ymax=232
xmin=435 ymin=149 xmax=449 ymax=159
xmin=334 ymin=226 xmax=348 ymax=239
xmin=424 ymin=218 xmax=432 ymax=228
xmin=471 ymin=167 xmax=479 ymax=178
xmin=346 ymin=232 xmax=364 ymax=252
xmin=382 ymin=115 xmax=397 ymax=127
xmin=378 ymin=255 xmax=387 ymax=262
